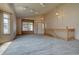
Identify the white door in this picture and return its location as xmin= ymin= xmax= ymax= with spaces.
xmin=37 ymin=23 xmax=44 ymax=34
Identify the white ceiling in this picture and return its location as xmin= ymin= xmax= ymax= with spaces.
xmin=12 ymin=3 xmax=59 ymax=18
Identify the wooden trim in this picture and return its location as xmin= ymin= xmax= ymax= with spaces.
xmin=45 ymin=27 xmax=75 ymax=41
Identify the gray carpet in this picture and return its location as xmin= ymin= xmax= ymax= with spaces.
xmin=2 ymin=35 xmax=79 ymax=55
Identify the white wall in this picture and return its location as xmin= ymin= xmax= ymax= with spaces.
xmin=45 ymin=4 xmax=79 ymax=40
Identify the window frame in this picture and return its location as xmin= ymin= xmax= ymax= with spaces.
xmin=3 ymin=13 xmax=10 ymax=34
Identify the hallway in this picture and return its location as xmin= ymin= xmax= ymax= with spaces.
xmin=2 ymin=35 xmax=79 ymax=55
xmin=1 ymin=3 xmax=79 ymax=55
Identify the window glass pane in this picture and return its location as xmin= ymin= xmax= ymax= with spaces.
xmin=28 ymin=24 xmax=33 ymax=31
xmin=4 ymin=23 xmax=9 ymax=34
xmin=22 ymin=22 xmax=33 ymax=31
xmin=23 ymin=22 xmax=28 ymax=31
xmin=3 ymin=13 xmax=10 ymax=34
xmin=4 ymin=18 xmax=8 ymax=23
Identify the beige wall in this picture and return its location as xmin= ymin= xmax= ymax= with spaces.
xmin=44 ymin=4 xmax=79 ymax=40
xmin=0 ymin=3 xmax=16 ymax=43
xmin=16 ymin=18 xmax=22 ymax=35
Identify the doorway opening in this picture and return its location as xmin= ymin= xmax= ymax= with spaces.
xmin=22 ymin=19 xmax=34 ymax=35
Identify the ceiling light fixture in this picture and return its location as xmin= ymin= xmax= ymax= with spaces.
xmin=56 ymin=12 xmax=59 ymax=16
xmin=18 ymin=6 xmax=26 ymax=10
xmin=40 ymin=3 xmax=45 ymax=7
xmin=23 ymin=7 xmax=26 ymax=10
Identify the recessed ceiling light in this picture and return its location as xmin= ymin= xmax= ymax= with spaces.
xmin=18 ymin=6 xmax=26 ymax=10
xmin=56 ymin=12 xmax=59 ymax=16
xmin=40 ymin=3 xmax=45 ymax=7
xmin=23 ymin=7 xmax=26 ymax=10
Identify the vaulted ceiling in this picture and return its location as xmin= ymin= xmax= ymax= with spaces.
xmin=11 ymin=3 xmax=59 ymax=18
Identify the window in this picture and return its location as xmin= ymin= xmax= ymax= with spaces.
xmin=3 ymin=13 xmax=10 ymax=34
xmin=22 ymin=22 xmax=33 ymax=31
